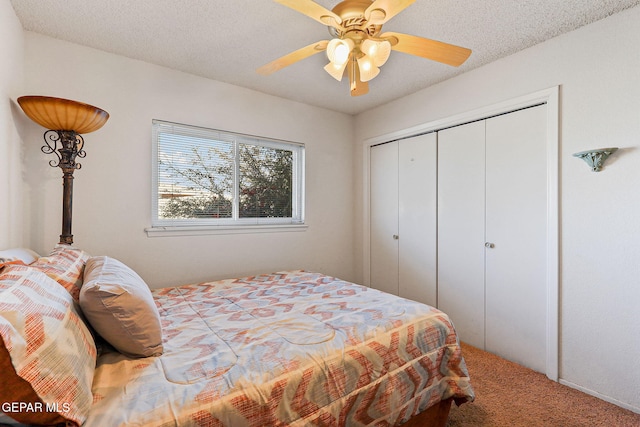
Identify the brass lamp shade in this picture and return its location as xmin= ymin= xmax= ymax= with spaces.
xmin=17 ymin=96 xmax=109 ymax=134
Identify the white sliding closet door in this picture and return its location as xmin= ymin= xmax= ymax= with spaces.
xmin=437 ymin=121 xmax=487 ymax=349
xmin=437 ymin=105 xmax=548 ymax=373
xmin=370 ymin=134 xmax=437 ymax=305
xmin=484 ymin=105 xmax=547 ymax=372
xmin=370 ymin=141 xmax=399 ymax=296
xmin=399 ymin=133 xmax=437 ymax=305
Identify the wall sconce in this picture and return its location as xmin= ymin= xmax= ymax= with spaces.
xmin=17 ymin=96 xmax=109 ymax=245
xmin=573 ymin=147 xmax=618 ymax=172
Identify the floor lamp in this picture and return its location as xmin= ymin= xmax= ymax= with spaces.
xmin=17 ymin=96 xmax=109 ymax=245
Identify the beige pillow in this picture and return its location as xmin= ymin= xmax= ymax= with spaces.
xmin=80 ymin=256 xmax=163 ymax=358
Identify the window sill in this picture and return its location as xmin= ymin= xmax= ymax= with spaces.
xmin=145 ymin=223 xmax=308 ymax=237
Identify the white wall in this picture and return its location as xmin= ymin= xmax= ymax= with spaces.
xmin=21 ymin=32 xmax=356 ymax=288
xmin=0 ymin=1 xmax=24 ymax=248
xmin=355 ymin=6 xmax=640 ymax=413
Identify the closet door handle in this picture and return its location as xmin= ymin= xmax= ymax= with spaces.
xmin=485 ymin=242 xmax=495 ymax=248
xmin=393 ymin=235 xmax=399 ymax=240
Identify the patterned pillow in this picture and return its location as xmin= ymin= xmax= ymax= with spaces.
xmin=30 ymin=244 xmax=90 ymax=302
xmin=0 ymin=264 xmax=97 ymax=426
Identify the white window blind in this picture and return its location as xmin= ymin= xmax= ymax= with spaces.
xmin=152 ymin=120 xmax=304 ymax=228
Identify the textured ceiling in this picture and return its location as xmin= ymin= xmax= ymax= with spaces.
xmin=10 ymin=0 xmax=640 ymax=115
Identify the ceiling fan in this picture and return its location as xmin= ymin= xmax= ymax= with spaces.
xmin=257 ymin=0 xmax=472 ymax=96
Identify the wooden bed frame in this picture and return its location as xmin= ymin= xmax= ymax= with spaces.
xmin=401 ymin=398 xmax=453 ymax=427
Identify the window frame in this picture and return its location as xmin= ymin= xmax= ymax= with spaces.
xmin=148 ymin=120 xmax=306 ymax=236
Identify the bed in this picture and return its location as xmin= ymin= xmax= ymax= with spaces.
xmin=0 ymin=245 xmax=474 ymax=427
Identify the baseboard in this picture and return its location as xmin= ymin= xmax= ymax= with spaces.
xmin=559 ymin=379 xmax=640 ymax=414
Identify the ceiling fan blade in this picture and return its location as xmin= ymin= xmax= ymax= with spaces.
xmin=274 ymin=0 xmax=342 ymax=27
xmin=347 ymin=56 xmax=369 ymax=96
xmin=365 ymin=0 xmax=416 ymax=25
xmin=257 ymin=40 xmax=329 ymax=75
xmin=380 ymin=32 xmax=471 ymax=67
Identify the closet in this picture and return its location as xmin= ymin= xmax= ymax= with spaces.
xmin=369 ymin=104 xmax=548 ymax=373
xmin=369 ymin=133 xmax=437 ymax=306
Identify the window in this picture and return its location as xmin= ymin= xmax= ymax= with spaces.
xmin=151 ymin=120 xmax=304 ymax=231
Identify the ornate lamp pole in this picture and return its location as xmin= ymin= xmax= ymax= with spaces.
xmin=17 ymin=96 xmax=109 ymax=245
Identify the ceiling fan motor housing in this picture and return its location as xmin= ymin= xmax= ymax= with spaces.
xmin=329 ymin=0 xmax=383 ymax=38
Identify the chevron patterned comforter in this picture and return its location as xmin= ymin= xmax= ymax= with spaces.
xmin=86 ymin=271 xmax=474 ymax=426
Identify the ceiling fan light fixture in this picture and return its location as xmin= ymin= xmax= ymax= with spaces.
xmin=362 ymin=39 xmax=391 ymax=66
xmin=324 ymin=59 xmax=348 ymax=81
xmin=357 ymin=55 xmax=380 ymax=82
xmin=327 ymin=38 xmax=354 ymax=66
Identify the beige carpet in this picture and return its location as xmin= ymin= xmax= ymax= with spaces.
xmin=447 ymin=343 xmax=640 ymax=427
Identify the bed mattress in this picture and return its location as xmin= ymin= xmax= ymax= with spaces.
xmin=86 ymin=271 xmax=474 ymax=426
